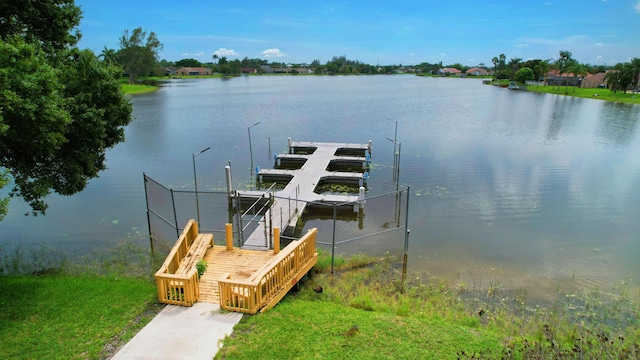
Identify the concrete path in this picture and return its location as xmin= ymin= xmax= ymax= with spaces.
xmin=112 ymin=302 xmax=242 ymax=360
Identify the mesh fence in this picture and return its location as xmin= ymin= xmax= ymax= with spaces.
xmin=144 ymin=174 xmax=410 ymax=272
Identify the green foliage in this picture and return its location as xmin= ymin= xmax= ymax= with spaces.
xmin=175 ymin=58 xmax=201 ymax=67
xmin=515 ymin=67 xmax=535 ymax=84
xmin=196 ymin=259 xmax=208 ymax=278
xmin=117 ymin=27 xmax=163 ymax=84
xmin=0 ymin=2 xmax=133 ymax=218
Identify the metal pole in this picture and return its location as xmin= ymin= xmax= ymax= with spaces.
xmin=387 ymin=117 xmax=398 ymax=181
xmin=143 ymin=173 xmax=155 ymax=262
xmin=402 ymin=187 xmax=411 ymax=279
xmin=331 ymin=204 xmax=337 ymax=275
xmin=248 ymin=121 xmax=261 ymax=190
xmin=170 ymin=189 xmax=179 ymax=239
xmin=396 ymin=142 xmax=401 ymax=191
xmin=192 ymin=146 xmax=211 ymax=225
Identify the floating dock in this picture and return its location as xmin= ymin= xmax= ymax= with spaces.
xmin=238 ymin=140 xmax=371 ymax=249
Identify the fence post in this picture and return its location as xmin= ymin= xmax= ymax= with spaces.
xmin=143 ymin=173 xmax=155 ymax=263
xmin=226 ymin=223 xmax=233 ymax=250
xmin=331 ymin=204 xmax=337 ymax=275
xmin=274 ymin=226 xmax=281 ymax=254
xmin=402 ymin=188 xmax=411 ymax=280
xmin=170 ymin=188 xmax=179 ymax=239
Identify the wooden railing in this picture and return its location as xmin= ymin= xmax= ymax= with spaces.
xmin=154 ymin=219 xmax=212 ymax=306
xmin=218 ymin=228 xmax=318 ymax=314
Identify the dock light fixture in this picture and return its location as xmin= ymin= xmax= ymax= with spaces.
xmin=387 ymin=117 xmax=398 ymax=181
xmin=193 ymin=146 xmax=211 ymax=225
xmin=248 ymin=121 xmax=261 ymax=189
xmin=385 ymin=137 xmax=401 ymax=190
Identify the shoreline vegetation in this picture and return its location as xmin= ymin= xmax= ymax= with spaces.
xmin=121 ymin=75 xmax=640 ymax=105
xmin=1 ymin=241 xmax=638 ymax=359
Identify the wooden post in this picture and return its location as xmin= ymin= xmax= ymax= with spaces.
xmin=226 ymin=223 xmax=233 ymax=250
xmin=274 ymin=226 xmax=281 ymax=254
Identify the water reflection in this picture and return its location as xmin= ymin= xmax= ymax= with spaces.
xmin=597 ymin=102 xmax=640 ymax=146
xmin=1 ymin=76 xmax=639 ymax=298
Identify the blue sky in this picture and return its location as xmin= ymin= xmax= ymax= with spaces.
xmin=76 ymin=1 xmax=640 ymax=66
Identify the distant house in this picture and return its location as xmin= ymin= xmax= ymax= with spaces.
xmin=293 ymin=68 xmax=312 ymax=74
xmin=241 ymin=67 xmax=257 ymax=74
xmin=465 ymin=67 xmax=490 ymax=76
xmin=544 ymin=70 xmax=581 ymax=87
xmin=175 ymin=67 xmax=212 ymax=76
xmin=439 ymin=67 xmax=462 ymax=75
xmin=581 ymin=72 xmax=606 ymax=88
xmin=260 ymin=65 xmax=273 ymax=74
xmin=165 ymin=67 xmax=177 ymax=76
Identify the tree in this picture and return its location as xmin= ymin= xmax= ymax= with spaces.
xmin=0 ymin=1 xmax=132 ymax=218
xmin=117 ymin=27 xmax=163 ymax=84
xmin=566 ymin=61 xmax=588 ymax=93
xmin=624 ymin=58 xmax=640 ymax=91
xmin=175 ymin=58 xmax=201 ymax=67
xmin=604 ymin=70 xmax=623 ymax=93
xmin=508 ymin=58 xmax=522 ymax=80
xmin=99 ymin=46 xmax=118 ymax=65
xmin=211 ymin=54 xmax=218 ymax=64
xmin=515 ymin=67 xmax=535 ymax=84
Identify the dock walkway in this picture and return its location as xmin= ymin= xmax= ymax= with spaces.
xmin=241 ymin=141 xmax=370 ymax=249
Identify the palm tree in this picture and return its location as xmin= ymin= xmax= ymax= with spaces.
xmin=508 ymin=58 xmax=522 ymax=80
xmin=604 ymin=70 xmax=623 ymax=93
xmin=566 ymin=62 xmax=588 ymax=93
xmin=211 ymin=53 xmax=218 ymax=64
xmin=99 ymin=46 xmax=117 ymax=65
xmin=625 ymin=58 xmax=640 ymax=91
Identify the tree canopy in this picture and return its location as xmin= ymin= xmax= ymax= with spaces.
xmin=117 ymin=27 xmax=163 ymax=84
xmin=0 ymin=0 xmax=132 ymax=219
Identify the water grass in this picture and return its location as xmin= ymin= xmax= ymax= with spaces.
xmin=216 ymin=253 xmax=640 ymax=359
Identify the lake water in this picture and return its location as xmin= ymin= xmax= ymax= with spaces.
xmin=2 ymin=76 xmax=639 ymax=298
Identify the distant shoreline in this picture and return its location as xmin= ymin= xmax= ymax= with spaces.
xmin=122 ymin=76 xmax=640 ymax=105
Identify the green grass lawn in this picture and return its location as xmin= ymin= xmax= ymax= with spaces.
xmin=217 ymin=299 xmax=503 ymax=359
xmin=121 ymin=83 xmax=158 ymax=95
xmin=0 ymin=275 xmax=158 ymax=359
xmin=527 ymin=85 xmax=640 ymax=104
xmin=216 ymin=254 xmax=640 ymax=359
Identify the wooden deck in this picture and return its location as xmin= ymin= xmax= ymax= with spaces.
xmin=197 ymin=246 xmax=277 ymax=303
xmin=155 ymin=219 xmax=318 ymax=313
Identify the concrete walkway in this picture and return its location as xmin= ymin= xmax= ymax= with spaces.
xmin=112 ymin=302 xmax=242 ymax=360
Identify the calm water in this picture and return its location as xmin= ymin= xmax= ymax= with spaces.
xmin=2 ymin=76 xmax=639 ymax=298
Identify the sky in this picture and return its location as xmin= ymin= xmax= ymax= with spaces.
xmin=75 ymin=0 xmax=640 ymax=67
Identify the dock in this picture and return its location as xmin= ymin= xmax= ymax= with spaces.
xmin=239 ymin=140 xmax=371 ymax=249
xmin=153 ymin=139 xmax=371 ymax=313
xmin=155 ymin=219 xmax=318 ymax=314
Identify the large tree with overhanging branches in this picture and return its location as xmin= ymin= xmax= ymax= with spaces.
xmin=0 ymin=0 xmax=132 ymax=219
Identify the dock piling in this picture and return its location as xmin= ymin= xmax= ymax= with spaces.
xmin=225 ymin=223 xmax=233 ymax=250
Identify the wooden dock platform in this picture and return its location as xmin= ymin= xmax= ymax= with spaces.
xmin=197 ymin=246 xmax=276 ymax=303
xmin=155 ymin=220 xmax=318 ymax=314
xmin=240 ymin=140 xmax=371 ymax=249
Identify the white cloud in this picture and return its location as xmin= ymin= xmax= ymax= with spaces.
xmin=180 ymin=53 xmax=189 ymax=57
xmin=635 ymin=1 xmax=640 ymax=13
xmin=213 ymin=48 xmax=238 ymax=57
xmin=543 ymin=2 xmax=552 ymax=5
xmin=262 ymin=48 xmax=286 ymax=58
xmin=595 ymin=43 xmax=604 ymax=47
xmin=440 ymin=52 xmax=447 ymax=57
xmin=195 ymin=51 xmax=205 ymax=57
